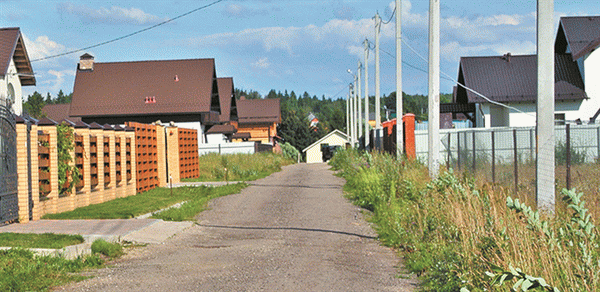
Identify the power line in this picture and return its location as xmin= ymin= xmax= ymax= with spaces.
xmin=31 ymin=0 xmax=225 ymax=62
xmin=381 ymin=7 xmax=396 ymax=25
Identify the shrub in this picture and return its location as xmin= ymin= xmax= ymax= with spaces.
xmin=280 ymin=142 xmax=299 ymax=161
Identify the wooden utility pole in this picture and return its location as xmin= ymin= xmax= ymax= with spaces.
xmin=428 ymin=0 xmax=440 ymax=179
xmin=536 ymin=0 xmax=555 ymax=212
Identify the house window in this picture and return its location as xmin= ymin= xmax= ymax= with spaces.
xmin=554 ymin=113 xmax=565 ymax=125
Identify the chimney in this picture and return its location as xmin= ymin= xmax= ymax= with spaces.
xmin=79 ymin=53 xmax=95 ymax=71
xmin=502 ymin=52 xmax=511 ymax=63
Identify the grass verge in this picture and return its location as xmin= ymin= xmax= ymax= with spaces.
xmin=42 ymin=183 xmax=247 ymax=220
xmin=183 ymin=152 xmax=294 ymax=182
xmin=0 ymin=249 xmax=103 ymax=291
xmin=330 ymin=148 xmax=600 ymax=291
xmin=0 ymin=233 xmax=84 ymax=249
xmin=91 ymin=239 xmax=123 ymax=259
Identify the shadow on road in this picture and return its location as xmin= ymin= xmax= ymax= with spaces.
xmin=196 ymin=223 xmax=376 ymax=240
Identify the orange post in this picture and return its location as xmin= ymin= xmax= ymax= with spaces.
xmin=402 ymin=114 xmax=416 ymax=160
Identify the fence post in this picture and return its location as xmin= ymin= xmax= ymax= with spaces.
xmin=446 ymin=133 xmax=451 ymax=170
xmin=566 ymin=124 xmax=571 ymax=190
xmin=491 ymin=130 xmax=495 ymax=183
xmin=457 ymin=132 xmax=461 ymax=171
xmin=472 ymin=131 xmax=476 ymax=171
xmin=513 ymin=129 xmax=518 ymax=195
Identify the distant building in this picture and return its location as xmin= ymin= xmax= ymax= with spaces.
xmin=307 ymin=112 xmax=319 ymax=129
xmin=234 ymin=97 xmax=281 ymax=144
xmin=69 ymin=54 xmax=221 ymax=143
xmin=0 ymin=27 xmax=35 ymax=115
xmin=302 ymin=129 xmax=348 ymax=163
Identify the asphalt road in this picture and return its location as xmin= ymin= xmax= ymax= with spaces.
xmin=60 ymin=163 xmax=417 ymax=291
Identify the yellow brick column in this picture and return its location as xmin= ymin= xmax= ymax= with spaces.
xmin=30 ymin=123 xmax=40 ymax=220
xmin=166 ymin=126 xmax=180 ymax=184
xmin=38 ymin=120 xmax=58 ymax=216
xmin=116 ymin=128 xmax=126 ymax=198
xmin=156 ymin=124 xmax=167 ymax=187
xmin=125 ymin=128 xmax=137 ymax=197
xmin=16 ymin=120 xmax=29 ymax=223
xmin=74 ymin=123 xmax=91 ymax=208
xmin=90 ymin=123 xmax=104 ymax=204
xmin=105 ymin=125 xmax=116 ymax=201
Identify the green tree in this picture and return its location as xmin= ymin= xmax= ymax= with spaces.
xmin=23 ymin=91 xmax=46 ymax=119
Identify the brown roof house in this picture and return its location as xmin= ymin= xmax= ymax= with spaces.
xmin=234 ymin=97 xmax=281 ymax=144
xmin=69 ymin=54 xmax=221 ymax=143
xmin=42 ymin=103 xmax=81 ymax=122
xmin=0 ymin=27 xmax=35 ymax=115
xmin=453 ymin=15 xmax=600 ymax=127
xmin=204 ymin=77 xmax=239 ymax=143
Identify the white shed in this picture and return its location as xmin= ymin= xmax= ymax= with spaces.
xmin=302 ymin=129 xmax=348 ymax=163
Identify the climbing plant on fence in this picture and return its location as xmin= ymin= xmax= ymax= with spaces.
xmin=57 ymin=123 xmax=80 ymax=195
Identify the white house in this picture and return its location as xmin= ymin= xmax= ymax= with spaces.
xmin=302 ymin=129 xmax=348 ymax=163
xmin=0 ymin=27 xmax=36 ymax=115
xmin=452 ymin=16 xmax=600 ymax=128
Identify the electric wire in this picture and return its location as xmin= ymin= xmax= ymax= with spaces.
xmin=381 ymin=7 xmax=396 ymax=25
xmin=31 ymin=0 xmax=225 ymax=62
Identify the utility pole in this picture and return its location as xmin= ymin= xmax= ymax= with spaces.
xmin=346 ymin=91 xmax=350 ymax=142
xmin=375 ymin=12 xmax=382 ymax=150
xmin=396 ymin=0 xmax=403 ymax=157
xmin=428 ymin=0 xmax=440 ymax=179
xmin=364 ymin=39 xmax=370 ymax=151
xmin=349 ymin=84 xmax=355 ymax=146
xmin=357 ymin=61 xmax=363 ymax=146
xmin=536 ymin=0 xmax=555 ymax=213
xmin=351 ymin=82 xmax=357 ymax=146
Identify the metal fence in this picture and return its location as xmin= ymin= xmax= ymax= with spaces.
xmin=415 ymin=124 xmax=600 ymax=193
xmin=0 ymin=97 xmax=18 ymax=224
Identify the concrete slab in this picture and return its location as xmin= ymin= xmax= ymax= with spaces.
xmin=172 ymin=181 xmax=241 ymax=188
xmin=122 ymin=221 xmax=193 ymax=244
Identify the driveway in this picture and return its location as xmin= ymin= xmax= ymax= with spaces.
xmin=60 ymin=163 xmax=417 ymax=291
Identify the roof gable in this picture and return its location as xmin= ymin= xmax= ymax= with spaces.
xmin=0 ymin=27 xmax=35 ymax=85
xmin=237 ymin=98 xmax=281 ymax=124
xmin=42 ymin=103 xmax=81 ymax=122
xmin=302 ymin=129 xmax=348 ymax=152
xmin=217 ymin=77 xmax=237 ymax=123
xmin=555 ymin=16 xmax=600 ymax=60
xmin=69 ymin=58 xmax=220 ymax=118
xmin=456 ymin=53 xmax=586 ymax=104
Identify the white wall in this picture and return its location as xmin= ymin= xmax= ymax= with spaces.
xmin=0 ymin=59 xmax=23 ymax=115
xmin=198 ymin=142 xmax=257 ymax=156
xmin=580 ymin=50 xmax=600 ymax=120
xmin=206 ymin=133 xmax=227 ymax=144
xmin=476 ymin=101 xmax=582 ymax=128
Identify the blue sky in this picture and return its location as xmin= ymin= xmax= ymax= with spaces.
xmin=2 ymin=0 xmax=600 ymax=100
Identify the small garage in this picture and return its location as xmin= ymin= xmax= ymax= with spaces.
xmin=302 ymin=130 xmax=349 ymax=163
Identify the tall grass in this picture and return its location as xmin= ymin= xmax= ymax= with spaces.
xmin=186 ymin=152 xmax=294 ymax=182
xmin=330 ymin=148 xmax=600 ymax=291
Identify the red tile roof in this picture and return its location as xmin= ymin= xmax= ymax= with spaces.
xmin=455 ymin=53 xmax=586 ymax=104
xmin=217 ymin=77 xmax=237 ymax=123
xmin=69 ymin=58 xmax=220 ymax=119
xmin=237 ymin=98 xmax=281 ymax=124
xmin=0 ymin=27 xmax=35 ymax=86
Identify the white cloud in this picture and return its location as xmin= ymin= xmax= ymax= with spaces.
xmin=252 ymin=57 xmax=270 ymax=69
xmin=45 ymin=69 xmax=76 ymax=92
xmin=58 ymin=2 xmax=167 ymax=25
xmin=22 ymin=35 xmax=66 ymax=61
xmin=222 ymin=4 xmax=268 ymax=18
